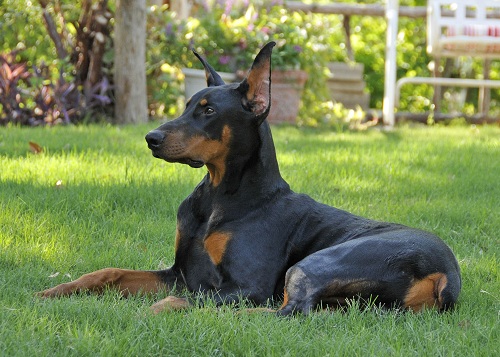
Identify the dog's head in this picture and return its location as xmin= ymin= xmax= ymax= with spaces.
xmin=145 ymin=42 xmax=276 ymax=186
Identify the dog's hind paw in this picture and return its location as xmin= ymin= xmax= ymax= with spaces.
xmin=150 ymin=296 xmax=190 ymax=314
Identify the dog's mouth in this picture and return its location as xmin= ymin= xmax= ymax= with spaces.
xmin=150 ymin=150 xmax=205 ymax=168
xmin=182 ymin=158 xmax=205 ymax=168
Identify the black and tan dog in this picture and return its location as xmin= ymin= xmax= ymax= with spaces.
xmin=38 ymin=42 xmax=461 ymax=315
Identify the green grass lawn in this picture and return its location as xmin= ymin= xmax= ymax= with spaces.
xmin=0 ymin=123 xmax=499 ymax=356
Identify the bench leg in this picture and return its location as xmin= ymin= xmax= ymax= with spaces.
xmin=479 ymin=59 xmax=491 ymax=115
xmin=432 ymin=56 xmax=442 ymax=114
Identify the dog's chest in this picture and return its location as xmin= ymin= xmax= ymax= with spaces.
xmin=174 ymin=196 xmax=287 ymax=292
xmin=171 ymin=196 xmax=230 ymax=286
xmin=175 ymin=201 xmax=235 ymax=264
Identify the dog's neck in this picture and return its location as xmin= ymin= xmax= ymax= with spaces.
xmin=256 ymin=121 xmax=285 ymax=185
xmin=206 ymin=120 xmax=289 ymax=197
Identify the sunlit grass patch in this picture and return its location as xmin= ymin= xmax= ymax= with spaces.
xmin=1 ymin=123 xmax=499 ymax=356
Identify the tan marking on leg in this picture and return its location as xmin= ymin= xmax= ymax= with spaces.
xmin=36 ymin=268 xmax=165 ymax=298
xmin=150 ymin=296 xmax=190 ymax=314
xmin=435 ymin=274 xmax=448 ymax=306
xmin=278 ymin=288 xmax=289 ymax=310
xmin=204 ymin=232 xmax=232 ymax=265
xmin=404 ymin=273 xmax=448 ymax=312
xmin=318 ymin=279 xmax=377 ymax=308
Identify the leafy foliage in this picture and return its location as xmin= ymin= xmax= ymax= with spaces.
xmin=2 ymin=0 xmax=500 ymax=125
xmin=146 ymin=3 xmax=339 ymax=125
xmin=0 ymin=51 xmax=81 ymax=125
xmin=0 ymin=0 xmax=114 ymax=125
xmin=0 ymin=51 xmax=32 ymax=124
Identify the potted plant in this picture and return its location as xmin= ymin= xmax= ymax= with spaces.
xmin=148 ymin=2 xmax=334 ymax=123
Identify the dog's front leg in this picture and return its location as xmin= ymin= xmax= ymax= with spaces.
xmin=36 ymin=267 xmax=178 ymax=298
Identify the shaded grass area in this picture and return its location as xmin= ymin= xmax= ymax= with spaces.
xmin=1 ymin=124 xmax=499 ymax=356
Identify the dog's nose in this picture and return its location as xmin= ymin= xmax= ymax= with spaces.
xmin=145 ymin=130 xmax=165 ymax=147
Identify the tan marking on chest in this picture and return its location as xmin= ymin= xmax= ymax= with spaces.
xmin=404 ymin=272 xmax=447 ymax=312
xmin=204 ymin=231 xmax=232 ymax=265
xmin=201 ymin=125 xmax=232 ymax=187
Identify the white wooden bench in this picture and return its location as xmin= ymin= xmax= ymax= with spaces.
xmin=397 ymin=0 xmax=500 ymax=114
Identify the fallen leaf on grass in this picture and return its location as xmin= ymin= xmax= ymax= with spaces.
xmin=28 ymin=141 xmax=43 ymax=154
xmin=48 ymin=272 xmax=72 ymax=279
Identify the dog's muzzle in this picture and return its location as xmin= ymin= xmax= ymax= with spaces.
xmin=145 ymin=129 xmax=205 ymax=168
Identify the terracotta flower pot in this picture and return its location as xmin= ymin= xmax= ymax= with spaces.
xmin=268 ymin=69 xmax=308 ymax=124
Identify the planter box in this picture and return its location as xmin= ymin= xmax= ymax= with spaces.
xmin=182 ymin=68 xmax=236 ymax=99
xmin=327 ymin=62 xmax=370 ymax=109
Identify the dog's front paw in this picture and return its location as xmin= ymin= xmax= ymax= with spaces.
xmin=35 ymin=288 xmax=58 ymax=298
xmin=150 ymin=296 xmax=190 ymax=314
xmin=35 ymin=283 xmax=74 ymax=298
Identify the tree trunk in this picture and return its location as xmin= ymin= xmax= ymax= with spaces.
xmin=114 ymin=0 xmax=147 ymax=124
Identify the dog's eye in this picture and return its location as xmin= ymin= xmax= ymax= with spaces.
xmin=204 ymin=107 xmax=215 ymax=115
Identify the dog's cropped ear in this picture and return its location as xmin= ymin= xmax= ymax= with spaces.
xmin=238 ymin=41 xmax=276 ymax=122
xmin=193 ymin=50 xmax=226 ymax=87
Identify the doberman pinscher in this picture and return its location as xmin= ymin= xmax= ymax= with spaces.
xmin=38 ymin=42 xmax=461 ymax=315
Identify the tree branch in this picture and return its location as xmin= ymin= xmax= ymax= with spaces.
xmin=38 ymin=0 xmax=68 ymax=60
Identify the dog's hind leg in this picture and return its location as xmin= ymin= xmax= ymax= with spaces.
xmin=276 ymin=266 xmax=321 ymax=316
xmin=277 ymin=234 xmax=461 ymax=315
xmin=36 ymin=268 xmax=178 ymax=298
xmin=277 ymin=262 xmax=394 ymax=316
xmin=150 ymin=296 xmax=191 ymax=314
